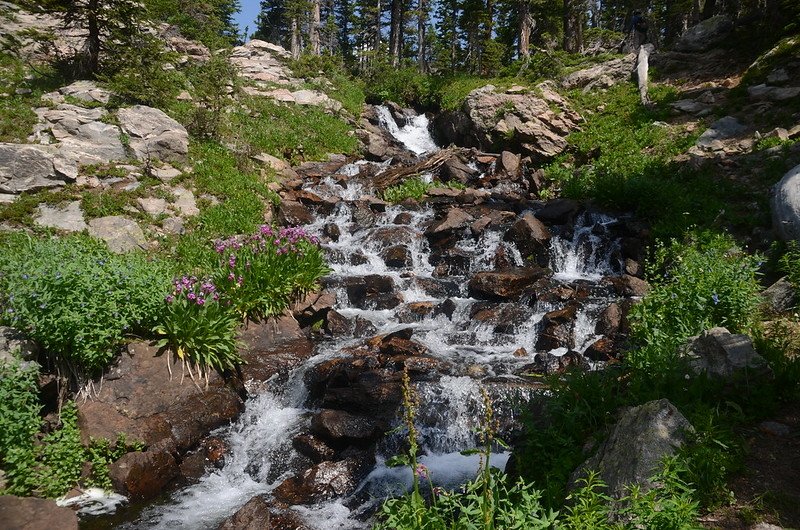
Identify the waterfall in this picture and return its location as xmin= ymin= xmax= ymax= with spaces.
xmin=374 ymin=105 xmax=439 ymax=155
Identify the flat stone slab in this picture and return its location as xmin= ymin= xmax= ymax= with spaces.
xmin=34 ymin=200 xmax=87 ymax=232
xmin=0 ymin=143 xmax=71 ymax=193
xmin=88 ymin=215 xmax=147 ymax=253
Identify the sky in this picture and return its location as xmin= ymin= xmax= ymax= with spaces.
xmin=235 ymin=1 xmax=260 ymax=40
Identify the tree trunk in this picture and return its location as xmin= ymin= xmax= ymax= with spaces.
xmin=518 ymin=0 xmax=532 ymax=59
xmin=87 ymin=0 xmax=101 ymax=75
xmin=291 ymin=17 xmax=301 ymax=59
xmin=389 ymin=0 xmax=403 ymax=66
xmin=310 ymin=0 xmax=321 ymax=54
xmin=701 ymin=0 xmax=716 ymax=20
xmin=417 ymin=0 xmax=427 ymax=72
xmin=450 ymin=2 xmax=458 ymax=71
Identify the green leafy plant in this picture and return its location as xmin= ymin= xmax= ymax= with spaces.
xmin=628 ymin=232 xmax=762 ymax=373
xmin=212 ymin=225 xmax=329 ymax=321
xmin=154 ymin=275 xmax=241 ymax=387
xmin=0 ymin=234 xmax=172 ymax=375
xmin=86 ymin=434 xmax=145 ymax=490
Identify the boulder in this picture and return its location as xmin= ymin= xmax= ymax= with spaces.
xmin=771 ymin=163 xmax=800 ymax=241
xmin=0 ymin=143 xmax=71 ymax=193
xmin=522 ymin=350 xmax=587 ymax=375
xmin=310 ymin=409 xmax=385 ymax=445
xmin=88 ymin=216 xmax=147 ymax=253
xmin=504 ymin=212 xmax=551 ymax=259
xmin=571 ymin=399 xmax=693 ymax=498
xmin=34 ymin=201 xmax=87 ymax=232
xmin=561 ymin=54 xmax=636 ymax=91
xmin=342 ymin=275 xmax=403 ymax=310
xmin=432 ymin=84 xmax=581 ymax=160
xmin=273 ymin=455 xmax=375 ymax=505
xmin=277 ymin=200 xmax=314 ymax=226
xmin=673 ymin=15 xmax=734 ymax=53
xmin=747 ymin=84 xmax=800 ymax=102
xmin=117 ymin=105 xmax=189 ymax=163
xmin=0 ymin=495 xmax=78 ymax=530
xmin=696 ymin=116 xmax=746 ymax=150
xmin=761 ymin=276 xmax=796 ymax=313
xmin=109 ymin=441 xmax=180 ymax=500
xmin=680 ymin=327 xmax=772 ymax=380
xmin=218 ymin=495 xmax=310 ymax=530
xmin=535 ymin=199 xmax=580 ymax=224
xmin=468 ymin=267 xmax=549 ymax=300
xmin=293 ymin=434 xmax=337 ymax=463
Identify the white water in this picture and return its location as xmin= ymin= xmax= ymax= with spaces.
xmin=109 ymin=124 xmax=626 ymax=530
xmin=374 ymin=105 xmax=439 ymax=155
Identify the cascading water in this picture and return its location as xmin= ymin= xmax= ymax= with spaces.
xmin=374 ymin=105 xmax=439 ymax=156
xmin=103 ymin=111 xmax=627 ymax=529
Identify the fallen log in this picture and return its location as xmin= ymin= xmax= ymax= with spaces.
xmin=373 ymin=147 xmax=497 ymax=190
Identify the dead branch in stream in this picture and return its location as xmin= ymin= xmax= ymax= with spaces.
xmin=373 ymin=147 xmax=498 ymax=190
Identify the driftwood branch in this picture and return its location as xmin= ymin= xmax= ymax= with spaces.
xmin=636 ymin=44 xmax=654 ymax=106
xmin=373 ymin=147 xmax=471 ymax=190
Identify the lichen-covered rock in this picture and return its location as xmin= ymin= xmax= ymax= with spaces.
xmin=772 ymin=163 xmax=800 ymax=241
xmin=117 ymin=105 xmax=189 ymax=163
xmin=571 ymin=399 xmax=693 ymax=498
xmin=561 ymin=54 xmax=636 ymax=91
xmin=88 ymin=216 xmax=147 ymax=253
xmin=34 ymin=201 xmax=87 ymax=232
xmin=673 ymin=15 xmax=734 ymax=52
xmin=0 ymin=144 xmax=71 ymax=194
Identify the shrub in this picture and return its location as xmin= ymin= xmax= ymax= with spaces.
xmin=154 ymin=276 xmax=241 ymax=386
xmin=212 ymin=225 xmax=329 ymax=320
xmin=183 ymin=52 xmax=239 ymax=139
xmin=0 ymin=234 xmax=172 ymax=375
xmin=364 ymin=65 xmax=432 ymax=107
xmin=627 ymin=232 xmax=762 ymax=372
xmin=383 ymin=177 xmax=433 ymax=203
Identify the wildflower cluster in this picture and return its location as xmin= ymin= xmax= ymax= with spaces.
xmin=212 ymin=225 xmax=329 ymax=320
xmin=155 ymin=276 xmax=241 ymax=388
xmin=166 ymin=276 xmax=221 ymax=307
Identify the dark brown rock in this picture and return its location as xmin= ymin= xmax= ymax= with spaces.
xmin=323 ymin=223 xmax=340 ymax=241
xmin=0 ymin=496 xmax=79 ymax=530
xmin=109 ymin=441 xmax=180 ymax=500
xmin=273 ymin=455 xmax=375 ymax=505
xmin=343 ymin=275 xmax=403 ymax=310
xmin=396 ymin=302 xmax=435 ymax=323
xmin=584 ymin=337 xmax=618 ymax=362
xmin=218 ymin=495 xmax=310 ymax=530
xmin=499 ymin=151 xmax=521 ymax=177
xmin=430 ymin=208 xmax=474 ymax=234
xmin=535 ymin=199 xmax=580 ymax=224
xmin=311 ymin=409 xmax=385 ymax=444
xmin=468 ymin=267 xmax=549 ymax=300
xmin=277 ymin=200 xmax=313 ymax=226
xmin=292 ymin=434 xmax=336 ymax=463
xmin=522 ymin=351 xmax=588 ymax=375
xmin=504 ymin=212 xmax=551 ymax=259
xmin=607 ymin=275 xmax=650 ymax=297
xmin=595 ymin=303 xmax=623 ymax=336
xmin=382 ymin=245 xmax=412 ymax=268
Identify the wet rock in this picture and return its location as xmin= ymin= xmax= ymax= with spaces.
xmin=441 ymin=157 xmax=478 ymax=183
xmin=393 ymin=212 xmax=413 ymax=225
xmin=109 ymin=440 xmax=180 ymax=500
xmin=434 ymin=298 xmax=457 ymax=319
xmin=595 ymin=303 xmax=623 ymax=336
xmin=218 ymin=495 xmax=310 ymax=530
xmin=680 ymin=327 xmax=772 ymax=380
xmin=368 ymin=225 xmax=416 ymax=249
xmin=584 ymin=337 xmax=618 ymax=362
xmin=535 ymin=199 xmax=580 ymax=224
xmin=430 ymin=208 xmax=474 ymax=234
xmin=343 ymin=275 xmax=403 ymax=310
xmin=413 ymin=277 xmax=460 ymax=298
xmin=277 ymin=200 xmax=313 ymax=226
xmin=522 ymin=350 xmax=587 ymax=375
xmin=325 ymin=310 xmax=352 ymax=336
xmin=88 ymin=216 xmax=147 ymax=253
xmin=323 ymin=222 xmax=341 ymax=242
xmin=468 ymin=267 xmax=549 ymax=300
xmin=606 ymin=275 xmax=649 ymax=297
xmin=536 ymin=306 xmax=577 ymax=351
xmin=0 ymin=495 xmax=78 ymax=530
xmin=396 ymin=302 xmax=435 ymax=323
xmin=204 ymin=437 xmax=228 ymax=469
xmin=292 ymin=290 xmax=335 ymax=327
xmin=305 ymin=359 xmax=402 ymax=417
xmin=504 ymin=212 xmax=551 ymax=259
xmin=293 ymin=434 xmax=337 ymax=463
xmin=273 ymin=455 xmax=375 ymax=505
xmin=311 ymin=409 xmax=385 ymax=445
xmin=382 ymin=245 xmax=412 ymax=268
xmin=470 ymin=303 xmax=534 ymax=333
xmin=430 ymin=248 xmax=472 ymax=277
xmin=570 ymin=399 xmax=693 ymax=498
xmin=351 ymin=202 xmax=377 ymax=230
xmin=34 ymin=200 xmax=87 ymax=232
xmin=761 ymin=276 xmax=795 ymax=314
xmin=117 ymin=105 xmax=189 ymax=163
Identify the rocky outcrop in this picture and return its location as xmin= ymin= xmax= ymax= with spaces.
xmin=0 ymin=495 xmax=79 ymax=530
xmin=571 ymin=399 xmax=693 ymax=498
xmin=34 ymin=201 xmax=87 ymax=232
xmin=673 ymin=15 xmax=734 ymax=53
xmin=468 ymin=267 xmax=550 ymax=300
xmin=432 ymin=83 xmax=582 ymax=161
xmin=680 ymin=327 xmax=772 ymax=380
xmin=88 ymin=216 xmax=148 ymax=253
xmin=771 ymin=163 xmax=800 ymax=241
xmin=561 ymin=54 xmax=636 ymax=91
xmin=0 ymin=144 xmax=73 ymax=194
xmin=117 ymin=106 xmax=189 ymax=163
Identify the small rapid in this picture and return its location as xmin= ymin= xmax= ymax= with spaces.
xmin=106 ymin=107 xmax=631 ymax=529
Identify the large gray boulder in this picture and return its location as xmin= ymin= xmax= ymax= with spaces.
xmin=681 ymin=327 xmax=772 ymax=379
xmin=771 ymin=163 xmax=800 ymax=241
xmin=34 ymin=201 xmax=87 ymax=232
xmin=0 ymin=143 xmax=72 ymax=193
xmin=696 ymin=116 xmax=747 ymax=150
xmin=117 ymin=105 xmax=189 ymax=163
xmin=88 ymin=216 xmax=148 ymax=253
xmin=571 ymin=399 xmax=693 ymax=498
xmin=673 ymin=15 xmax=734 ymax=52
xmin=561 ymin=54 xmax=636 ymax=91
xmin=433 ymin=83 xmax=581 ymax=160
